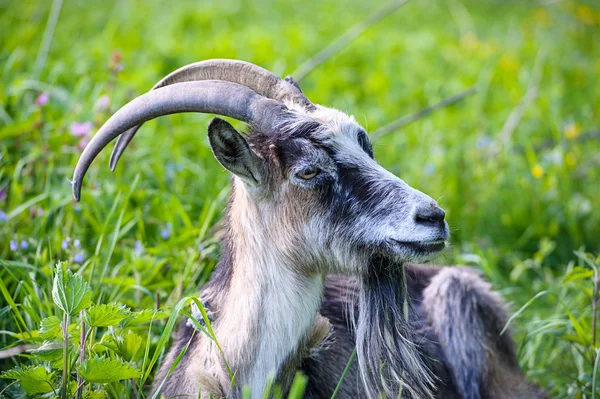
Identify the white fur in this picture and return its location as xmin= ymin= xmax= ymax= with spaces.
xmin=212 ymin=181 xmax=324 ymax=398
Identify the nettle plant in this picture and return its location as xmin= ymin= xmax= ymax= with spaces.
xmin=0 ymin=262 xmax=204 ymax=399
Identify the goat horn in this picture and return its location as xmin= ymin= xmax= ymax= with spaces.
xmin=109 ymin=59 xmax=314 ymax=170
xmin=73 ymin=80 xmax=286 ymax=201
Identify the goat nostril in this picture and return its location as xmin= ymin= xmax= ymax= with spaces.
xmin=415 ymin=207 xmax=445 ymax=226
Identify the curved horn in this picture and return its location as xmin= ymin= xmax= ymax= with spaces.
xmin=109 ymin=59 xmax=314 ymax=170
xmin=73 ymin=80 xmax=286 ymax=201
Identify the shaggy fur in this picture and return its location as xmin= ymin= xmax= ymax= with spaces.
xmin=301 ymin=264 xmax=547 ymax=399
xmin=158 ymin=263 xmax=546 ymax=399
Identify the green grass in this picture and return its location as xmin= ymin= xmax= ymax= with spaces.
xmin=1 ymin=0 xmax=599 ymax=397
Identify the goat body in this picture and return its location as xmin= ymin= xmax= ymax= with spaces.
xmin=159 ymin=262 xmax=545 ymax=398
xmin=72 ymin=59 xmax=546 ymax=399
xmin=303 ymin=264 xmax=547 ymax=399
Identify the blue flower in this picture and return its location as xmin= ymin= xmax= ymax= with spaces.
xmin=134 ymin=240 xmax=144 ymax=256
xmin=160 ymin=224 xmax=171 ymax=240
xmin=61 ymin=239 xmax=69 ymax=250
xmin=0 ymin=211 xmax=6 ymax=222
xmin=424 ymin=163 xmax=436 ymax=176
xmin=20 ymin=240 xmax=29 ymax=250
xmin=476 ymin=136 xmax=493 ymax=150
xmin=74 ymin=239 xmax=81 ymax=249
xmin=74 ymin=253 xmax=84 ymax=264
xmin=10 ymin=240 xmax=18 ymax=251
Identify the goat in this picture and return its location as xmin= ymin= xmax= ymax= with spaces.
xmin=72 ymin=59 xmax=545 ymax=398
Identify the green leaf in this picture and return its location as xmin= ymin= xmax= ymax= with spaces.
xmin=567 ymin=311 xmax=591 ymax=345
xmin=30 ymin=341 xmax=63 ymax=362
xmin=78 ymin=355 xmax=141 ymax=383
xmin=12 ymin=330 xmax=39 ymax=341
xmin=562 ymin=333 xmax=588 ymax=346
xmin=84 ymin=303 xmax=131 ymax=327
xmin=84 ymin=390 xmax=107 ymax=399
xmin=562 ymin=266 xmax=594 ymax=282
xmin=1 ymin=365 xmax=55 ymax=394
xmin=118 ymin=330 xmax=143 ymax=361
xmin=122 ymin=308 xmax=170 ymax=326
xmin=52 ymin=262 xmax=93 ymax=316
xmin=39 ymin=316 xmax=62 ymax=340
xmin=95 ymin=334 xmax=119 ymax=353
xmin=96 ymin=330 xmax=143 ymax=361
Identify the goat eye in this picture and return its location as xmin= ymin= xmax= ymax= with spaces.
xmin=296 ymin=166 xmax=320 ymax=180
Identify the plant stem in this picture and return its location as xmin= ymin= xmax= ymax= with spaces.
xmin=76 ymin=310 xmax=86 ymax=399
xmin=370 ymin=86 xmax=478 ymax=140
xmin=592 ymin=268 xmax=598 ymax=348
xmin=61 ymin=312 xmax=69 ymax=399
xmin=292 ymin=0 xmax=409 ymax=81
xmin=330 ymin=349 xmax=356 ymax=399
xmin=33 ymin=0 xmax=63 ymax=79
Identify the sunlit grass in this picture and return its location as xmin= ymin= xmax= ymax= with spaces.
xmin=1 ymin=0 xmax=599 ymax=397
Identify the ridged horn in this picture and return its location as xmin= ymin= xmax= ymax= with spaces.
xmin=73 ymin=80 xmax=287 ymax=201
xmin=109 ymin=59 xmax=314 ymax=170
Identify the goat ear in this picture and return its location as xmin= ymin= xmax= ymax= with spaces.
xmin=284 ymin=75 xmax=304 ymax=92
xmin=208 ymin=118 xmax=265 ymax=186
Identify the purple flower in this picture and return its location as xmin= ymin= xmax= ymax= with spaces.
xmin=74 ymin=239 xmax=81 ymax=249
xmin=35 ymin=92 xmax=50 ymax=107
xmin=0 ymin=189 xmax=6 ymax=201
xmin=10 ymin=240 xmax=18 ymax=251
xmin=30 ymin=207 xmax=44 ymax=218
xmin=160 ymin=223 xmax=171 ymax=240
xmin=61 ymin=239 xmax=69 ymax=250
xmin=77 ymin=137 xmax=89 ymax=151
xmin=134 ymin=240 xmax=144 ymax=256
xmin=74 ymin=253 xmax=84 ymax=264
xmin=95 ymin=95 xmax=110 ymax=111
xmin=70 ymin=121 xmax=93 ymax=138
xmin=20 ymin=240 xmax=29 ymax=250
xmin=0 ymin=211 xmax=6 ymax=222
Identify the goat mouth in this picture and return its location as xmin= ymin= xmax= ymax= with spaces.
xmin=388 ymin=239 xmax=446 ymax=254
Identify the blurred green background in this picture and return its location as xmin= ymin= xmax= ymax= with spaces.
xmin=1 ymin=0 xmax=599 ymax=397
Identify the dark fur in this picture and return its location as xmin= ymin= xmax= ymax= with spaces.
xmin=301 ymin=264 xmax=547 ymax=399
xmin=154 ymin=261 xmax=545 ymax=398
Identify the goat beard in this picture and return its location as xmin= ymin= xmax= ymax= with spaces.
xmin=355 ymin=255 xmax=436 ymax=399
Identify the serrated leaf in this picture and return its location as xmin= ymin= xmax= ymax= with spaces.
xmin=84 ymin=389 xmax=107 ymax=399
xmin=96 ymin=330 xmax=142 ymax=361
xmin=39 ymin=316 xmax=62 ymax=340
xmin=84 ymin=303 xmax=131 ymax=327
xmin=118 ymin=330 xmax=143 ymax=361
xmin=52 ymin=262 xmax=93 ymax=316
xmin=78 ymin=355 xmax=141 ymax=383
xmin=95 ymin=334 xmax=118 ymax=353
xmin=0 ymin=365 xmax=55 ymax=394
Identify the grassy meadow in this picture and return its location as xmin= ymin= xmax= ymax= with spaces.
xmin=1 ymin=0 xmax=599 ymax=397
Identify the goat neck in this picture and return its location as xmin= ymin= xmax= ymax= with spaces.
xmin=196 ymin=180 xmax=325 ymax=398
